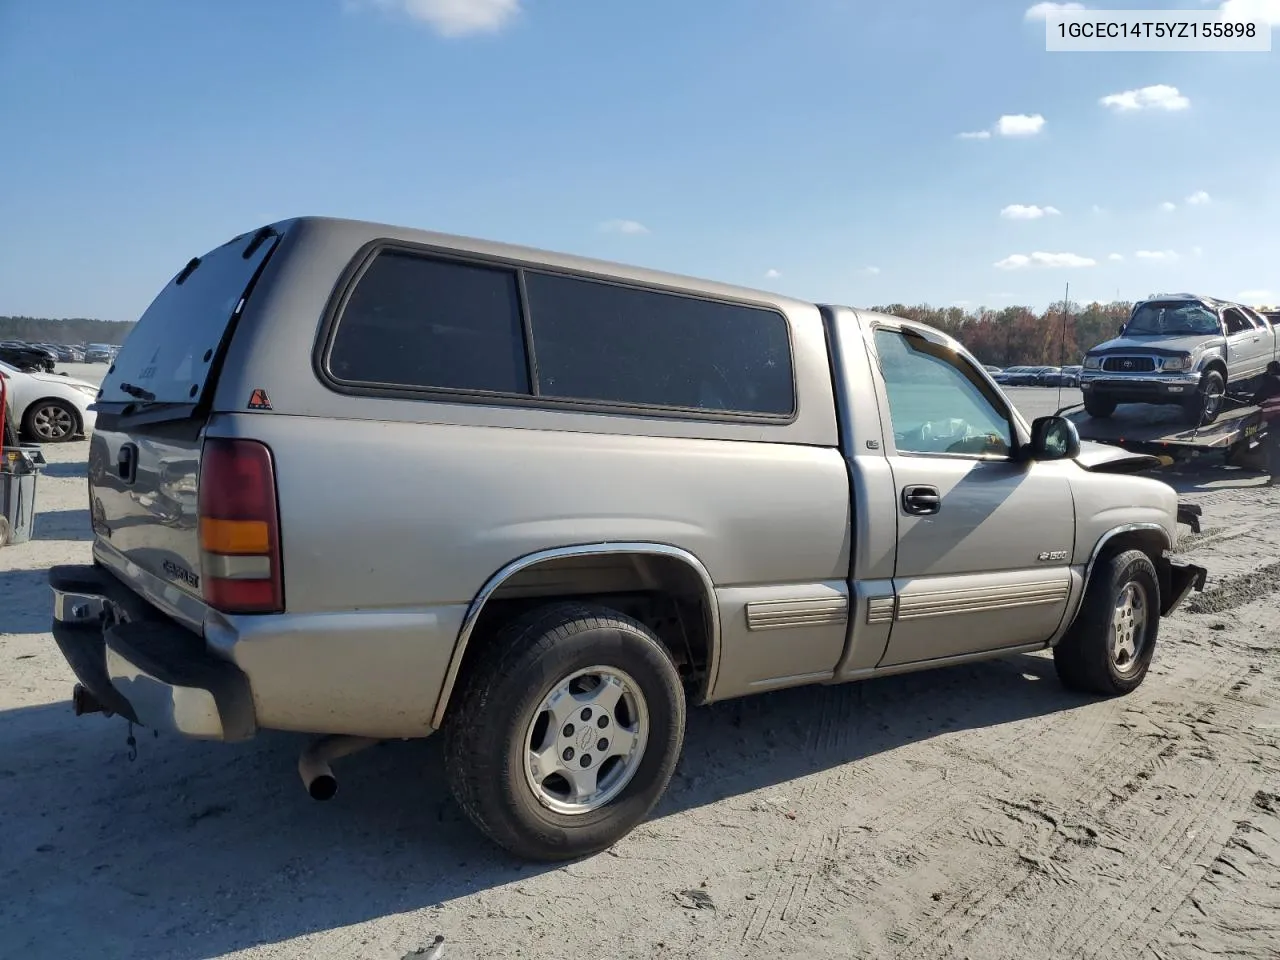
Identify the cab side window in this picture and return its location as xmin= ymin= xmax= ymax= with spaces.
xmin=874 ymin=328 xmax=1014 ymax=457
xmin=1223 ymin=309 xmax=1253 ymax=335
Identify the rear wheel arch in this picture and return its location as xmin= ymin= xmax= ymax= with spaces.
xmin=432 ymin=543 xmax=721 ymax=729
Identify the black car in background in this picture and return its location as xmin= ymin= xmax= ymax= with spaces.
xmin=0 ymin=342 xmax=57 ymax=372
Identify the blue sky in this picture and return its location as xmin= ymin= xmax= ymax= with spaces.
xmin=1 ymin=0 xmax=1278 ymax=322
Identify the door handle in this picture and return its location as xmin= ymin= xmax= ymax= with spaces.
xmin=117 ymin=443 xmax=138 ymax=485
xmin=902 ymin=484 xmax=941 ymax=515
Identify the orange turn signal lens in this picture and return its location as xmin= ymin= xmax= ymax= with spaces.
xmin=199 ymin=518 xmax=269 ymax=555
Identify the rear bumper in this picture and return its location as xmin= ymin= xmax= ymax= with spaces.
xmin=49 ymin=564 xmax=256 ymax=741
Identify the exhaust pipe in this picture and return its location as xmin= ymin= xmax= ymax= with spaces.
xmin=297 ymin=735 xmax=379 ymax=801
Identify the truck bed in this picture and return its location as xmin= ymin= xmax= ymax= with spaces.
xmin=1067 ymin=402 xmax=1262 ymax=454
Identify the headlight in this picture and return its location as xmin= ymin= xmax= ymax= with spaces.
xmin=1160 ymin=355 xmax=1193 ymax=372
xmin=1083 ymin=356 xmax=1102 ymax=369
xmin=73 ymin=383 xmax=98 ymax=397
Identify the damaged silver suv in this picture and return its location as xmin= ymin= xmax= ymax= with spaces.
xmin=1080 ymin=293 xmax=1279 ymax=424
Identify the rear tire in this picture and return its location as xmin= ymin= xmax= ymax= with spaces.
xmin=1054 ymin=549 xmax=1160 ymax=696
xmin=1183 ymin=369 xmax=1225 ymax=426
xmin=1084 ymin=392 xmax=1116 ymax=418
xmin=443 ymin=602 xmax=686 ymax=861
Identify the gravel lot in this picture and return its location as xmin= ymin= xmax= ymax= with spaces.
xmin=1 ymin=374 xmax=1276 ymax=960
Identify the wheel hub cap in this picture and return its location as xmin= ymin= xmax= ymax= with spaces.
xmin=523 ymin=665 xmax=649 ymax=815
xmin=1110 ymin=582 xmax=1148 ymax=673
xmin=33 ymin=405 xmax=74 ymax=440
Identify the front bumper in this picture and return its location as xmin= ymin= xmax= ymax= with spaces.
xmin=1161 ymin=556 xmax=1208 ymax=617
xmin=1080 ymin=372 xmax=1200 ymax=399
xmin=49 ymin=564 xmax=256 ymax=741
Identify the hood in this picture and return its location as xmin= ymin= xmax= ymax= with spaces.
xmin=1087 ymin=334 xmax=1220 ymax=357
xmin=1073 ymin=440 xmax=1162 ymax=474
xmin=26 ymin=370 xmax=98 ymax=391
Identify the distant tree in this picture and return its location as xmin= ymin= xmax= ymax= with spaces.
xmin=869 ymin=300 xmax=1133 ymax=366
xmin=0 ymin=316 xmax=135 ymax=345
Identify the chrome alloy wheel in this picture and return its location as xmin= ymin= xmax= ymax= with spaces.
xmin=522 ymin=665 xmax=649 ymax=815
xmin=1111 ymin=580 xmax=1149 ymax=674
xmin=30 ymin=402 xmax=76 ymax=440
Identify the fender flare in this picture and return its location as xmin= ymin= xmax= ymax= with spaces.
xmin=430 ymin=542 xmax=721 ymax=729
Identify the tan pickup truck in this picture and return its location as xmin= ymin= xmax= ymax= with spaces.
xmin=51 ymin=216 xmax=1206 ymax=860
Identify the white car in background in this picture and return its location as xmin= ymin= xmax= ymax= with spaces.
xmin=0 ymin=359 xmax=99 ymax=442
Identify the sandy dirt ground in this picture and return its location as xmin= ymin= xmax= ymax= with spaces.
xmin=1 ymin=376 xmax=1276 ymax=960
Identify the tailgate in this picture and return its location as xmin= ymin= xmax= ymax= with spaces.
xmin=88 ymin=227 xmax=280 ymax=614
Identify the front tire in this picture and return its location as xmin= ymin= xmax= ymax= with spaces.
xmin=1084 ymin=392 xmax=1116 ymax=418
xmin=443 ymin=602 xmax=686 ymax=861
xmin=1183 ymin=369 xmax=1225 ymax=426
xmin=1054 ymin=549 xmax=1160 ymax=696
xmin=23 ymin=398 xmax=80 ymax=443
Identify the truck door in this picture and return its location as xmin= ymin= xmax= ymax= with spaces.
xmin=1223 ymin=307 xmax=1268 ymax=381
xmin=868 ymin=324 xmax=1076 ymax=666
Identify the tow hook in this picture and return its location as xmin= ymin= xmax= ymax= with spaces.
xmin=298 ymin=735 xmax=380 ymax=801
xmin=71 ymin=683 xmax=107 ymax=717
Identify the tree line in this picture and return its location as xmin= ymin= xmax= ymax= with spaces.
xmin=869 ymin=301 xmax=1132 ymax=368
xmin=0 ymin=316 xmax=135 ymax=345
xmin=3 ymin=299 xmax=1134 ymax=368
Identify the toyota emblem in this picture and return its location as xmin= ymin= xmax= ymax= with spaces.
xmin=1122 ymin=360 xmax=1133 ymax=369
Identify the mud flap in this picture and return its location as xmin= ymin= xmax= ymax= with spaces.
xmin=1176 ymin=501 xmax=1202 ymax=534
xmin=1161 ymin=558 xmax=1207 ymax=617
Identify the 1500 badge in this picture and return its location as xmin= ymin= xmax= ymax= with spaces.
xmin=1037 ymin=550 xmax=1069 ymax=562
xmin=162 ymin=559 xmax=199 ymax=588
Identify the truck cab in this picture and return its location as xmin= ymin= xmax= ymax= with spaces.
xmin=49 ymin=216 xmax=1208 ymax=862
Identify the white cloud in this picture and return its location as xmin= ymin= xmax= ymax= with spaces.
xmin=350 ymin=0 xmax=522 ymax=36
xmin=995 ymin=251 xmax=1097 ymax=269
xmin=1000 ymin=204 xmax=1061 ymax=220
xmin=860 ymin=266 xmax=881 ymax=275
xmin=996 ymin=114 xmax=1046 ymax=137
xmin=1091 ymin=204 xmax=1107 ymax=215
xmin=1219 ymin=1 xmax=1280 ymax=27
xmin=1025 ymin=2 xmax=1088 ymax=19
xmin=1239 ymin=289 xmax=1275 ymax=301
xmin=1192 ymin=245 xmax=1204 ymax=257
xmin=599 ymin=219 xmax=650 ymax=235
xmin=952 ymin=300 xmax=973 ymax=307
xmin=1160 ymin=201 xmax=1177 ymax=212
xmin=1108 ymin=253 xmax=1124 ymax=261
xmin=1186 ymin=190 xmax=1211 ymax=205
xmin=1136 ymin=249 xmax=1180 ymax=261
xmin=958 ymin=114 xmax=1046 ymax=140
xmin=765 ymin=268 xmax=781 ymax=279
xmin=1100 ymin=84 xmax=1191 ymax=112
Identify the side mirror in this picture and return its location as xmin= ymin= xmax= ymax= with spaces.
xmin=1118 ymin=324 xmax=1126 ymax=337
xmin=1029 ymin=415 xmax=1081 ymax=461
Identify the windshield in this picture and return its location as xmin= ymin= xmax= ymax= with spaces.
xmin=97 ymin=229 xmax=278 ymax=404
xmin=1125 ymin=302 xmax=1221 ymax=337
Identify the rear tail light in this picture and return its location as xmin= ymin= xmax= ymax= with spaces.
xmin=198 ymin=438 xmax=283 ymax=614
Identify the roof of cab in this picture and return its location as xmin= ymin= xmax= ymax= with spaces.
xmin=269 ymin=215 xmax=824 ymax=316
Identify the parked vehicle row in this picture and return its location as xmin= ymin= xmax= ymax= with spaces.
xmin=0 ymin=339 xmax=120 ymax=372
xmin=989 ymin=365 xmax=1081 ymax=388
xmin=49 ymin=215 xmax=1207 ymax=862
